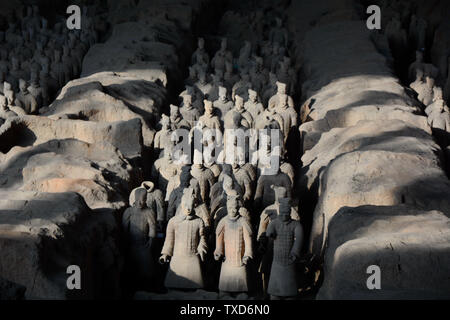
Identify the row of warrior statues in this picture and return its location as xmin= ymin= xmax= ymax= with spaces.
xmin=0 ymin=5 xmax=98 ymax=122
xmin=123 ymin=16 xmax=304 ymax=299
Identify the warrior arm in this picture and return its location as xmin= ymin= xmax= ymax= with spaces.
xmin=214 ymin=218 xmax=226 ymax=257
xmin=242 ymin=218 xmax=253 ymax=259
xmin=266 ymin=220 xmax=276 ymax=239
xmin=197 ymin=219 xmax=208 ymax=260
xmin=161 ymin=218 xmax=175 ymax=256
xmin=243 ymin=178 xmax=252 ymax=201
xmin=257 ymin=212 xmax=270 ymax=241
xmin=291 ymin=222 xmax=304 ymax=258
xmin=153 ymin=190 xmax=166 ymax=222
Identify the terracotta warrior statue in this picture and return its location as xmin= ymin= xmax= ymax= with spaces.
xmin=15 ymin=79 xmax=38 ymax=114
xmin=275 ymin=92 xmax=297 ymax=144
xmin=169 ymin=104 xmax=190 ymax=130
xmin=129 ymin=181 xmax=166 ymax=231
xmin=268 ymin=81 xmax=294 ymax=110
xmin=190 ymin=163 xmax=216 ymax=207
xmin=192 ymin=37 xmax=210 ymax=66
xmin=254 ymin=165 xmax=292 ymax=211
xmin=213 ymin=86 xmax=234 ymax=122
xmin=211 ymin=38 xmax=233 ymax=72
xmin=3 ymin=83 xmax=26 ymax=116
xmin=179 ymin=93 xmax=201 ymax=128
xmin=198 ymin=99 xmax=222 ymax=131
xmin=266 ymin=198 xmax=303 ymax=299
xmin=244 ymin=88 xmax=264 ymax=123
xmin=224 ymin=94 xmax=253 ymax=129
xmin=257 ymin=186 xmax=300 ymax=295
xmin=425 ymin=87 xmax=445 ymax=116
xmin=214 ymin=195 xmax=253 ymax=294
xmin=427 ymin=100 xmax=450 ymax=133
xmin=160 ymin=187 xmax=208 ymax=289
xmin=122 ymin=188 xmax=157 ymax=287
xmin=0 ymin=95 xmax=19 ymax=120
xmin=154 ymin=114 xmax=174 ymax=157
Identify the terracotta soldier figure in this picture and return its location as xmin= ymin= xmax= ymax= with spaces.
xmin=0 ymin=95 xmax=19 ymax=119
xmin=211 ymin=38 xmax=233 ymax=72
xmin=268 ymin=81 xmax=294 ymax=110
xmin=198 ymin=99 xmax=222 ymax=131
xmin=169 ymin=104 xmax=190 ymax=130
xmin=224 ymin=94 xmax=253 ymax=129
xmin=214 ymin=195 xmax=253 ymax=294
xmin=132 ymin=181 xmax=166 ymax=231
xmin=15 ymin=79 xmax=38 ymax=114
xmin=122 ymin=188 xmax=157 ymax=287
xmin=244 ymin=88 xmax=264 ymax=123
xmin=160 ymin=187 xmax=208 ymax=289
xmin=213 ymin=86 xmax=234 ymax=122
xmin=192 ymin=37 xmax=210 ymax=66
xmin=257 ymin=186 xmax=300 ymax=295
xmin=266 ymin=198 xmax=303 ymax=299
xmin=275 ymin=93 xmax=297 ymax=144
xmin=190 ymin=163 xmax=216 ymax=207
xmin=154 ymin=114 xmax=174 ymax=157
xmin=254 ymin=165 xmax=292 ymax=211
xmin=180 ymin=93 xmax=201 ymax=128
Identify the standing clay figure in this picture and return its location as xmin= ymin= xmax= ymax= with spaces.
xmin=408 ymin=51 xmax=425 ymax=83
xmin=213 ymin=86 xmax=234 ymax=121
xmin=244 ymin=89 xmax=264 ymax=123
xmin=154 ymin=114 xmax=174 ymax=156
xmin=198 ymin=99 xmax=222 ymax=131
xmin=8 ymin=57 xmax=27 ymax=91
xmin=266 ymin=198 xmax=303 ymax=299
xmin=27 ymin=72 xmax=43 ymax=109
xmin=3 ymin=83 xmax=26 ymax=116
xmin=254 ymin=165 xmax=292 ymax=211
xmin=275 ymin=93 xmax=297 ymax=144
xmin=269 ymin=17 xmax=288 ymax=48
xmin=180 ymin=94 xmax=201 ymax=128
xmin=232 ymin=72 xmax=251 ymax=101
xmin=51 ymin=49 xmax=66 ymax=88
xmin=425 ymin=87 xmax=445 ymax=115
xmin=122 ymin=188 xmax=156 ymax=286
xmin=190 ymin=163 xmax=216 ymax=206
xmin=142 ymin=181 xmax=166 ymax=229
xmin=0 ymin=95 xmax=18 ymax=119
xmin=231 ymin=161 xmax=253 ymax=204
xmin=211 ymin=38 xmax=233 ymax=72
xmin=408 ymin=15 xmax=427 ymax=51
xmin=15 ymin=79 xmax=38 ymax=114
xmin=192 ymin=37 xmax=210 ymax=66
xmin=268 ymin=81 xmax=294 ymax=110
xmin=160 ymin=188 xmax=207 ymax=289
xmin=169 ymin=104 xmax=190 ymax=130
xmin=249 ymin=56 xmax=267 ymax=93
xmin=194 ymin=70 xmax=212 ymax=97
xmin=224 ymin=94 xmax=253 ymax=129
xmin=223 ymin=61 xmax=238 ymax=90
xmin=428 ymin=101 xmax=450 ymax=133
xmin=417 ymin=76 xmax=435 ymax=106
xmin=214 ymin=195 xmax=253 ymax=294
xmin=208 ymin=69 xmax=224 ymax=102
xmin=238 ymin=41 xmax=252 ymax=71
xmin=257 ymin=186 xmax=300 ymax=296
xmin=167 ymin=167 xmax=200 ymax=219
